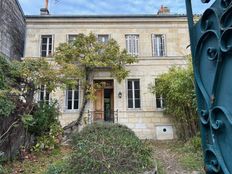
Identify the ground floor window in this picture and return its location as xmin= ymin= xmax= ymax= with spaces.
xmin=156 ymin=95 xmax=164 ymax=109
xmin=155 ymin=79 xmax=164 ymax=109
xmin=65 ymin=86 xmax=79 ymax=110
xmin=38 ymin=85 xmax=50 ymax=103
xmin=127 ymin=79 xmax=140 ymax=109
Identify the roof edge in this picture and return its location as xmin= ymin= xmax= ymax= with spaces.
xmin=15 ymin=0 xmax=25 ymax=20
xmin=26 ymin=14 xmax=187 ymax=19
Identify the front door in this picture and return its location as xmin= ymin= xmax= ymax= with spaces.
xmin=94 ymin=80 xmax=114 ymax=122
xmin=94 ymin=89 xmax=104 ymax=121
xmin=104 ymin=89 xmax=114 ymax=121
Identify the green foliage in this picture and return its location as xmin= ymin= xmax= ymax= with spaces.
xmin=21 ymin=114 xmax=34 ymax=128
xmin=28 ymin=102 xmax=60 ymax=136
xmin=69 ymin=123 xmax=155 ymax=174
xmin=55 ymin=33 xmax=136 ymax=83
xmin=184 ymin=133 xmax=202 ymax=153
xmin=45 ymin=161 xmax=68 ymax=174
xmin=0 ymin=165 xmax=6 ymax=174
xmin=0 ymin=56 xmax=13 ymax=90
xmin=0 ymin=95 xmax=15 ymax=117
xmin=29 ymin=102 xmax=62 ymax=152
xmin=151 ymin=57 xmax=198 ymax=140
xmin=170 ymin=136 xmax=204 ymax=171
xmin=12 ymin=58 xmax=61 ymax=92
xmin=32 ymin=123 xmax=63 ymax=152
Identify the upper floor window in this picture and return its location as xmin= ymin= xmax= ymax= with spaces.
xmin=38 ymin=85 xmax=50 ymax=103
xmin=98 ymin=34 xmax=109 ymax=44
xmin=65 ymin=85 xmax=79 ymax=110
xmin=128 ymin=79 xmax=140 ymax=109
xmin=68 ymin=35 xmax=78 ymax=43
xmin=125 ymin=34 xmax=139 ymax=56
xmin=41 ymin=35 xmax=53 ymax=57
xmin=152 ymin=34 xmax=166 ymax=57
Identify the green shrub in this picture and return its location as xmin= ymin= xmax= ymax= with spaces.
xmin=0 ymin=165 xmax=6 ymax=174
xmin=28 ymin=101 xmax=59 ymax=136
xmin=33 ymin=123 xmax=63 ymax=152
xmin=69 ymin=123 xmax=155 ymax=174
xmin=0 ymin=95 xmax=15 ymax=117
xmin=151 ymin=56 xmax=199 ymax=140
xmin=184 ymin=134 xmax=202 ymax=153
xmin=46 ymin=161 xmax=68 ymax=174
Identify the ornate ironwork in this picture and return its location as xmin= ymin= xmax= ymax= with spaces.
xmin=186 ymin=0 xmax=232 ymax=173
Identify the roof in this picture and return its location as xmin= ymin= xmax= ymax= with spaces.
xmin=26 ymin=14 xmax=186 ymax=19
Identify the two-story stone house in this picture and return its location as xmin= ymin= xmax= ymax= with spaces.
xmin=24 ymin=13 xmax=190 ymax=139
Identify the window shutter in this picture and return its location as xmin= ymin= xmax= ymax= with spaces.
xmin=152 ymin=34 xmax=156 ymax=56
xmin=161 ymin=35 xmax=166 ymax=56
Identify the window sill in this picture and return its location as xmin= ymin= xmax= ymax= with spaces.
xmin=63 ymin=109 xmax=79 ymax=113
xmin=127 ymin=108 xmax=142 ymax=112
xmin=156 ymin=108 xmax=165 ymax=112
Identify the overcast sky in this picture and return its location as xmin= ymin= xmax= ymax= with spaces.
xmin=18 ymin=0 xmax=213 ymax=15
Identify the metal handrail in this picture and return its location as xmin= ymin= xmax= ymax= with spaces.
xmin=88 ymin=110 xmax=118 ymax=124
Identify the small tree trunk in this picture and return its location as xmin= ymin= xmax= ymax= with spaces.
xmin=63 ymin=69 xmax=92 ymax=134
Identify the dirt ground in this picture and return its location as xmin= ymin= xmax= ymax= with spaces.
xmin=152 ymin=141 xmax=202 ymax=174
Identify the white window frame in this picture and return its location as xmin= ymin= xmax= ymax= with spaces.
xmin=38 ymin=85 xmax=50 ymax=103
xmin=125 ymin=34 xmax=139 ymax=56
xmin=127 ymin=79 xmax=141 ymax=109
xmin=156 ymin=95 xmax=164 ymax=110
xmin=40 ymin=35 xmax=53 ymax=57
xmin=67 ymin=34 xmax=78 ymax=43
xmin=152 ymin=34 xmax=166 ymax=57
xmin=155 ymin=79 xmax=165 ymax=110
xmin=65 ymin=85 xmax=80 ymax=111
xmin=97 ymin=34 xmax=110 ymax=44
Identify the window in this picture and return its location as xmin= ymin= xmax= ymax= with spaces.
xmin=38 ymin=85 xmax=50 ymax=103
xmin=41 ymin=35 xmax=53 ymax=57
xmin=98 ymin=35 xmax=109 ymax=44
xmin=125 ymin=34 xmax=139 ymax=56
xmin=155 ymin=79 xmax=164 ymax=109
xmin=128 ymin=79 xmax=140 ymax=109
xmin=152 ymin=34 xmax=166 ymax=57
xmin=65 ymin=86 xmax=79 ymax=110
xmin=68 ymin=35 xmax=77 ymax=43
xmin=156 ymin=95 xmax=164 ymax=109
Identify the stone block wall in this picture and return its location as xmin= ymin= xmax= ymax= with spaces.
xmin=0 ymin=0 xmax=25 ymax=60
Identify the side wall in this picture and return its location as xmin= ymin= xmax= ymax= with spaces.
xmin=0 ymin=0 xmax=25 ymax=60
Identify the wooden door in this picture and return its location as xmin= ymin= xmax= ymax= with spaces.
xmin=94 ymin=89 xmax=104 ymax=121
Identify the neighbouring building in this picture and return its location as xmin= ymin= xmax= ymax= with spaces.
xmin=24 ymin=11 xmax=190 ymax=139
xmin=0 ymin=0 xmax=25 ymax=60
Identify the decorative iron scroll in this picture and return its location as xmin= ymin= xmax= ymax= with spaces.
xmin=185 ymin=0 xmax=232 ymax=173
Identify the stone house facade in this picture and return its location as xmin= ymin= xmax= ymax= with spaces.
xmin=0 ymin=0 xmax=25 ymax=60
xmin=24 ymin=14 xmax=190 ymax=139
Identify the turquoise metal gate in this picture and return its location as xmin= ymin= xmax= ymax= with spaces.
xmin=185 ymin=0 xmax=232 ymax=173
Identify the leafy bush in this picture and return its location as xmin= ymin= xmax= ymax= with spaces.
xmin=0 ymin=95 xmax=15 ymax=117
xmin=184 ymin=134 xmax=202 ymax=153
xmin=151 ymin=57 xmax=198 ymax=140
xmin=28 ymin=102 xmax=60 ymax=136
xmin=33 ymin=123 xmax=63 ymax=152
xmin=69 ymin=123 xmax=155 ymax=174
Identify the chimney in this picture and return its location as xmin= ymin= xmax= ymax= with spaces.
xmin=40 ymin=0 xmax=49 ymax=15
xmin=157 ymin=5 xmax=170 ymax=15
